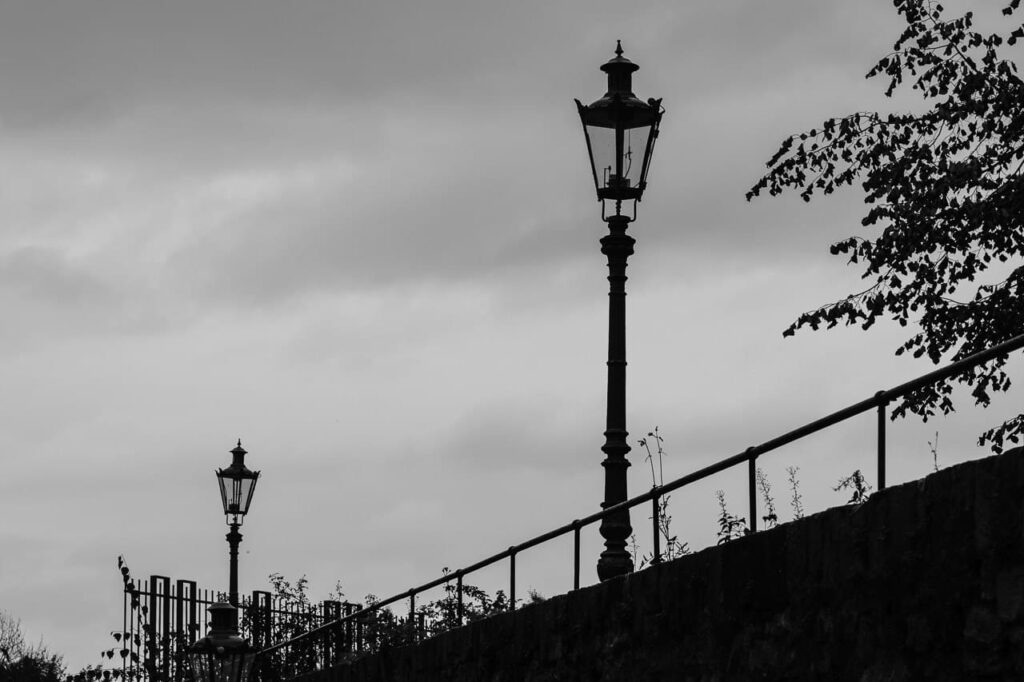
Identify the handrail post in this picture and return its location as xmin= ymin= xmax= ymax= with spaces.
xmin=573 ymin=521 xmax=581 ymax=591
xmin=876 ymin=391 xmax=887 ymax=491
xmin=651 ymin=493 xmax=661 ymax=565
xmin=409 ymin=590 xmax=416 ymax=643
xmin=509 ymin=549 xmax=517 ymax=611
xmin=747 ymin=449 xmax=757 ymax=534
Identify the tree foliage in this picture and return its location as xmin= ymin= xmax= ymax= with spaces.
xmin=0 ymin=611 xmax=65 ymax=682
xmin=748 ymin=0 xmax=1024 ymax=451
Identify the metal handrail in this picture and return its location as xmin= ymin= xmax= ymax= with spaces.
xmin=259 ymin=331 xmax=1024 ymax=663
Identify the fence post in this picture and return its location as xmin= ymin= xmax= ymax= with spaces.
xmin=175 ymin=580 xmax=197 ymax=682
xmin=324 ymin=600 xmax=341 ymax=667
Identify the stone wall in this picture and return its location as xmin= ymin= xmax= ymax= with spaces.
xmin=294 ymin=448 xmax=1024 ymax=681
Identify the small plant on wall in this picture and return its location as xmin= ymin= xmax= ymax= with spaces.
xmin=715 ymin=490 xmax=747 ymax=544
xmin=630 ymin=428 xmax=690 ymax=568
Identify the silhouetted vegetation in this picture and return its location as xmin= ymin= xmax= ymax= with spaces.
xmin=749 ymin=0 xmax=1024 ymax=453
xmin=834 ymin=470 xmax=872 ymax=505
xmin=714 ymin=490 xmax=748 ymax=544
xmin=0 ymin=611 xmax=64 ymax=682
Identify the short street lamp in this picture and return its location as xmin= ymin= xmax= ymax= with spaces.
xmin=217 ymin=440 xmax=260 ymax=607
xmin=575 ymin=41 xmax=664 ymax=581
xmin=190 ymin=441 xmax=261 ymax=682
xmin=189 ymin=603 xmax=256 ymax=682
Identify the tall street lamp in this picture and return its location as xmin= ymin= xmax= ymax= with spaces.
xmin=216 ymin=440 xmax=260 ymax=606
xmin=190 ymin=440 xmax=261 ymax=682
xmin=575 ymin=41 xmax=664 ymax=581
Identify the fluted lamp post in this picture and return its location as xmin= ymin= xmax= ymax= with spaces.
xmin=575 ymin=41 xmax=664 ymax=581
xmin=189 ymin=440 xmax=260 ymax=682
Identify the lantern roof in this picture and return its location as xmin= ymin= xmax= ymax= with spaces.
xmin=190 ymin=603 xmax=251 ymax=654
xmin=218 ymin=440 xmax=258 ymax=481
xmin=579 ymin=41 xmax=660 ymax=130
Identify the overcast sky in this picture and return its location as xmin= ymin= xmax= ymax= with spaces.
xmin=2 ymin=0 xmax=1021 ymax=672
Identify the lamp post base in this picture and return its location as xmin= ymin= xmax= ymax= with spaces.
xmin=597 ymin=548 xmax=634 ymax=582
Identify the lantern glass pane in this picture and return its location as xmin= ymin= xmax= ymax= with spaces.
xmin=218 ymin=475 xmax=233 ymax=515
xmin=586 ymin=125 xmax=617 ymax=192
xmin=623 ymin=125 xmax=651 ymax=188
xmin=191 ymin=652 xmax=212 ymax=682
xmin=586 ymin=123 xmax=653 ymax=196
xmin=191 ymin=652 xmax=255 ymax=682
xmin=236 ymin=477 xmax=257 ymax=514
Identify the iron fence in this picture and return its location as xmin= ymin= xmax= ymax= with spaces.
xmin=259 ymin=332 xmax=1024 ymax=679
xmin=116 ymin=575 xmax=347 ymax=681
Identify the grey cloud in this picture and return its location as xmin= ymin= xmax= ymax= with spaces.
xmin=0 ymin=245 xmax=110 ymax=304
xmin=0 ymin=246 xmax=178 ymax=350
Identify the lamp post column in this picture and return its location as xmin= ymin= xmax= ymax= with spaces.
xmin=227 ymin=523 xmax=242 ymax=607
xmin=597 ymin=212 xmax=635 ymax=581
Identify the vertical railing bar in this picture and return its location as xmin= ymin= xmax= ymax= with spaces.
xmin=509 ymin=549 xmax=517 ymax=611
xmin=651 ymin=493 xmax=661 ymax=565
xmin=160 ymin=577 xmax=171 ymax=682
xmin=573 ymin=522 xmax=581 ymax=591
xmin=877 ymin=392 xmax=887 ymax=490
xmin=121 ymin=581 xmax=128 ymax=680
xmin=147 ymin=576 xmax=158 ymax=677
xmin=347 ymin=603 xmax=355 ymax=654
xmin=189 ymin=583 xmax=198 ymax=652
xmin=315 ymin=601 xmax=322 ymax=672
xmin=139 ymin=579 xmax=146 ymax=676
xmin=748 ymin=449 xmax=758 ymax=534
xmin=174 ymin=581 xmax=186 ymax=682
xmin=130 ymin=579 xmax=137 ymax=677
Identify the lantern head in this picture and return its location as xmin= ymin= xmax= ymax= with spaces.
xmin=216 ymin=440 xmax=260 ymax=526
xmin=189 ymin=603 xmax=255 ymax=682
xmin=575 ymin=41 xmax=664 ymax=218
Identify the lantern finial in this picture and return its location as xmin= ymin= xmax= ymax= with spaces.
xmin=615 ymin=40 xmax=623 ymax=57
